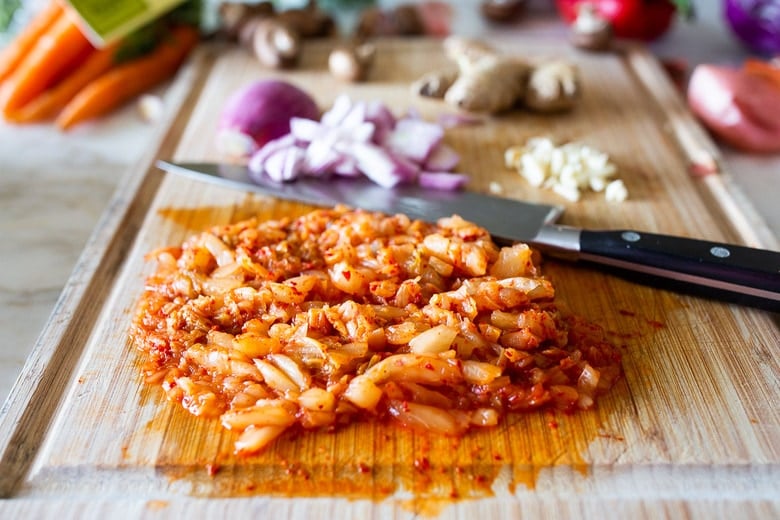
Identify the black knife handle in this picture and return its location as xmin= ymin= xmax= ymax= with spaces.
xmin=578 ymin=230 xmax=780 ymax=310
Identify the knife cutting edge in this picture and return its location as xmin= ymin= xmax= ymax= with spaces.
xmin=157 ymin=160 xmax=780 ymax=311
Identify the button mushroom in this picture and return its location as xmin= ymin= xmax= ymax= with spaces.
xmin=252 ymin=19 xmax=302 ymax=69
xmin=570 ymin=3 xmax=613 ymax=52
xmin=328 ymin=43 xmax=377 ymax=82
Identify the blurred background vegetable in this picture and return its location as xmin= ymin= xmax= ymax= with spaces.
xmin=555 ymin=0 xmax=693 ymax=41
xmin=724 ymin=0 xmax=780 ymax=56
xmin=687 ymin=59 xmax=780 ymax=153
xmin=0 ymin=8 xmax=92 ymax=117
xmin=216 ymin=79 xmax=320 ymax=157
xmin=0 ymin=0 xmax=202 ymax=128
xmin=56 ymin=24 xmax=199 ymax=129
xmin=0 ymin=0 xmax=22 ymax=34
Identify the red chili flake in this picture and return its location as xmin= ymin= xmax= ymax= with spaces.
xmin=548 ymin=420 xmax=559 ymax=429
xmin=357 ymin=463 xmax=371 ymax=474
xmin=424 ymin=362 xmax=434 ymax=370
xmin=618 ymin=309 xmax=636 ymax=317
xmin=205 ymin=463 xmax=220 ymax=477
xmin=493 ymin=453 xmax=503 ymax=461
xmin=414 ymin=457 xmax=431 ymax=471
xmin=342 ymin=270 xmax=351 ymax=280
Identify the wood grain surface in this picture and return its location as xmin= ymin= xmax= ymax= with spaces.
xmin=1 ymin=38 xmax=778 ymax=519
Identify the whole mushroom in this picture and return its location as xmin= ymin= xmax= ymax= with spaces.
xmin=570 ymin=3 xmax=613 ymax=52
xmin=328 ymin=43 xmax=377 ymax=82
xmin=252 ymin=19 xmax=302 ymax=69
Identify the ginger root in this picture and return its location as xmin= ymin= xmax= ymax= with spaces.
xmin=413 ymin=37 xmax=580 ymax=114
xmin=525 ymin=60 xmax=580 ymax=112
xmin=444 ymin=56 xmax=530 ymax=113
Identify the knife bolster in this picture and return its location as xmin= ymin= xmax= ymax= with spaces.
xmin=531 ymin=225 xmax=582 ymax=257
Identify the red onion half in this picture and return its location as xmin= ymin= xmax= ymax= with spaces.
xmin=724 ymin=0 xmax=780 ymax=56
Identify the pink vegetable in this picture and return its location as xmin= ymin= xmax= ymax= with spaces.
xmin=438 ymin=112 xmax=484 ymax=128
xmin=302 ymin=137 xmax=344 ymax=176
xmin=417 ymin=1 xmax=453 ymax=37
xmin=424 ymin=143 xmax=460 ymax=172
xmin=289 ymin=117 xmax=325 ymax=142
xmin=419 ymin=171 xmax=469 ymax=190
xmin=247 ymin=95 xmax=469 ymax=190
xmin=385 ymin=118 xmax=444 ymax=163
xmin=333 ymin=156 xmax=359 ymax=177
xmin=216 ymin=80 xmax=320 ymax=158
xmin=348 ymin=142 xmax=419 ymax=188
xmin=263 ymin=146 xmax=305 ymax=182
xmin=364 ymin=100 xmax=397 ymax=143
xmin=320 ymin=94 xmax=353 ymax=127
xmin=687 ymin=64 xmax=780 ymax=153
xmin=248 ymin=134 xmax=297 ymax=175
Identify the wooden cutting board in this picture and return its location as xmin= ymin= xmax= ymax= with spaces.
xmin=1 ymin=38 xmax=778 ymax=519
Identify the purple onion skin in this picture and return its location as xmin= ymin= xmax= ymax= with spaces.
xmin=724 ymin=0 xmax=780 ymax=55
xmin=219 ymin=80 xmax=320 ymax=149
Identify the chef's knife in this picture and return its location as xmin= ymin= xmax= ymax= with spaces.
xmin=157 ymin=160 xmax=780 ymax=310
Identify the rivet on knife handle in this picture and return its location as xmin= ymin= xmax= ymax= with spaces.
xmin=575 ymin=229 xmax=780 ymax=308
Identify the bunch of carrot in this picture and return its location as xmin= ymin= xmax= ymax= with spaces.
xmin=0 ymin=0 xmax=199 ymax=129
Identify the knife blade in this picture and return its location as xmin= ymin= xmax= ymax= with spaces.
xmin=157 ymin=160 xmax=780 ymax=310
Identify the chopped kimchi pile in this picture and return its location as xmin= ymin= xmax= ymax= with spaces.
xmin=131 ymin=207 xmax=621 ymax=456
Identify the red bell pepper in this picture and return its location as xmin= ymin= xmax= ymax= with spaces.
xmin=555 ymin=0 xmax=688 ymax=41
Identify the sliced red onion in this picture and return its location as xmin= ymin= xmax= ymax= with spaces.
xmin=289 ymin=117 xmax=326 ymax=142
xmin=404 ymin=106 xmax=423 ymax=120
xmin=246 ymin=94 xmax=471 ymax=190
xmin=423 ymin=143 xmax=460 ymax=172
xmin=302 ymin=137 xmax=345 ymax=176
xmin=333 ymin=156 xmax=360 ymax=177
xmin=438 ymin=112 xmax=484 ymax=128
xmin=321 ymin=94 xmax=353 ymax=127
xmin=248 ymin=134 xmax=298 ymax=177
xmin=418 ymin=171 xmax=469 ymax=190
xmin=385 ymin=118 xmax=444 ymax=163
xmin=347 ymin=142 xmax=419 ymax=188
xmin=341 ymin=101 xmax=369 ymax=129
xmin=263 ymin=146 xmax=305 ymax=182
xmin=342 ymin=121 xmax=376 ymax=143
xmin=365 ymin=100 xmax=397 ymax=143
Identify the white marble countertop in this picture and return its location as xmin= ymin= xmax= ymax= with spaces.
xmin=1 ymin=1 xmax=778 ymax=405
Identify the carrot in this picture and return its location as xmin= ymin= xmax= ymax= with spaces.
xmin=56 ymin=25 xmax=199 ymax=130
xmin=9 ymin=41 xmax=120 ymax=123
xmin=0 ymin=0 xmax=63 ymax=84
xmin=0 ymin=13 xmax=93 ymax=116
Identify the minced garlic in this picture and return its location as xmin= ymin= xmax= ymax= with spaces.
xmin=505 ymin=137 xmax=627 ymax=202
